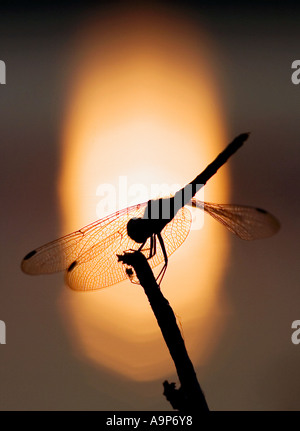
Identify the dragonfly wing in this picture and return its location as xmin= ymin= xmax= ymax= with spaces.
xmin=21 ymin=229 xmax=88 ymax=275
xmin=21 ymin=203 xmax=147 ymax=276
xmin=66 ymin=204 xmax=193 ymax=290
xmin=65 ymin=205 xmax=147 ymax=291
xmin=189 ymin=199 xmax=280 ymax=240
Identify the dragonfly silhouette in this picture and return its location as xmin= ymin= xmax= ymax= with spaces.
xmin=21 ymin=133 xmax=280 ymax=290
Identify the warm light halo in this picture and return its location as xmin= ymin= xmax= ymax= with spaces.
xmin=58 ymin=7 xmax=230 ymax=381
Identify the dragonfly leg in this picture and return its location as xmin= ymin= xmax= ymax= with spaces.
xmin=155 ymin=232 xmax=168 ymax=285
xmin=123 ymin=240 xmax=146 ymax=255
xmin=138 ymin=239 xmax=155 ymax=260
xmin=138 ymin=240 xmax=146 ymax=252
xmin=148 ymin=233 xmax=157 ymax=259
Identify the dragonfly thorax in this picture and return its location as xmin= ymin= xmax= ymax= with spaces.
xmin=127 ymin=217 xmax=154 ymax=244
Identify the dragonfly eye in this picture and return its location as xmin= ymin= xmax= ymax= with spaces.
xmin=127 ymin=217 xmax=151 ymax=243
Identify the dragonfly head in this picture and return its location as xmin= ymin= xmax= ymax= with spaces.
xmin=127 ymin=217 xmax=152 ymax=244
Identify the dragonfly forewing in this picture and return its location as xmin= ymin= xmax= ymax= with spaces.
xmin=21 ymin=203 xmax=147 ymax=276
xmin=21 ymin=202 xmax=192 ymax=291
xmin=189 ymin=199 xmax=280 ymax=240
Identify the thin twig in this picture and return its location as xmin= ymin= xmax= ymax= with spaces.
xmin=118 ymin=251 xmax=209 ymax=411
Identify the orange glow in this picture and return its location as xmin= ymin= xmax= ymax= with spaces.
xmin=58 ymin=6 xmax=230 ymax=381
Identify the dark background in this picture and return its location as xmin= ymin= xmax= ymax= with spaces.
xmin=1 ymin=0 xmax=300 ymax=410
